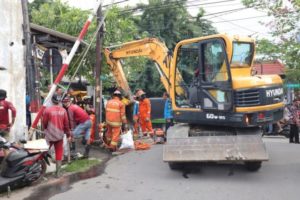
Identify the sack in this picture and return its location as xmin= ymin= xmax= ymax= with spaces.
xmin=134 ymin=141 xmax=151 ymax=150
xmin=154 ymin=129 xmax=165 ymax=144
xmin=119 ymin=129 xmax=134 ymax=150
xmin=63 ymin=135 xmax=69 ymax=156
xmin=154 ymin=128 xmax=165 ymax=137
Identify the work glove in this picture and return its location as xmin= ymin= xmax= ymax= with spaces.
xmin=133 ymin=116 xmax=138 ymax=123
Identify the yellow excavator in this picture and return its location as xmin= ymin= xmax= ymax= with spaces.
xmin=104 ymin=34 xmax=284 ymax=171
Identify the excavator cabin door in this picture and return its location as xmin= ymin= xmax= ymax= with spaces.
xmin=175 ymin=38 xmax=233 ymax=112
xmin=197 ymin=38 xmax=233 ymax=112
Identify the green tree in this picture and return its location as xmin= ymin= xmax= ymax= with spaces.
xmin=242 ymin=0 xmax=300 ymax=83
xmin=255 ymin=39 xmax=281 ymax=61
xmin=103 ymin=6 xmax=147 ymax=92
xmin=136 ymin=0 xmax=216 ymax=49
xmin=28 ymin=0 xmax=51 ymax=18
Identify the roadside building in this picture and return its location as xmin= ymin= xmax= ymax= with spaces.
xmin=0 ymin=0 xmax=88 ymax=141
xmin=0 ymin=0 xmax=26 ymax=141
xmin=253 ymin=59 xmax=285 ymax=79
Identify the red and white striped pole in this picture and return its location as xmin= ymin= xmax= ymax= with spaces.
xmin=29 ymin=0 xmax=101 ymax=137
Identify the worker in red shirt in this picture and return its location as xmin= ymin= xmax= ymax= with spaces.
xmin=62 ymin=96 xmax=91 ymax=158
xmin=43 ymin=94 xmax=71 ymax=177
xmin=136 ymin=90 xmax=153 ymax=137
xmin=0 ymin=89 xmax=16 ymax=141
xmin=105 ymin=90 xmax=127 ymax=152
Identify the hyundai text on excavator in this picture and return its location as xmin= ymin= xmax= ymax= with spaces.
xmin=104 ymin=34 xmax=284 ymax=171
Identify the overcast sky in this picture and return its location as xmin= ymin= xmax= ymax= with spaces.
xmin=62 ymin=0 xmax=274 ymax=39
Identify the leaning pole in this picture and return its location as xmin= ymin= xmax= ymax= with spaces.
xmin=29 ymin=0 xmax=102 ymax=139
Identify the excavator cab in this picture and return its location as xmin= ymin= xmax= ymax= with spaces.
xmin=174 ymin=38 xmax=234 ymax=112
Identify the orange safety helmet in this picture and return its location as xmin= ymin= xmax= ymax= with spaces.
xmin=136 ymin=89 xmax=145 ymax=97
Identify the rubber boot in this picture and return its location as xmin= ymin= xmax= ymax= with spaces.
xmin=81 ymin=136 xmax=87 ymax=145
xmin=83 ymin=145 xmax=90 ymax=158
xmin=55 ymin=160 xmax=62 ymax=178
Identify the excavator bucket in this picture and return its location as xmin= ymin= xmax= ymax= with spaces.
xmin=163 ymin=124 xmax=268 ymax=162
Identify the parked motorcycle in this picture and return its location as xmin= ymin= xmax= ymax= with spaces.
xmin=262 ymin=122 xmax=290 ymax=138
xmin=0 ymin=137 xmax=51 ymax=193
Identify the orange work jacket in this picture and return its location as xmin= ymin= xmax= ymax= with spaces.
xmin=106 ymin=97 xmax=126 ymax=127
xmin=139 ymin=98 xmax=151 ymax=119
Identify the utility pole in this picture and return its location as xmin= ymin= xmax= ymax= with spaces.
xmin=21 ymin=0 xmax=40 ymax=113
xmin=32 ymin=36 xmax=42 ymax=111
xmin=94 ymin=5 xmax=104 ymax=141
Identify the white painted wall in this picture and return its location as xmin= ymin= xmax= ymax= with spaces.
xmin=0 ymin=0 xmax=26 ymax=141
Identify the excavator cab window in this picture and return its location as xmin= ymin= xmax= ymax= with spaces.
xmin=174 ymin=42 xmax=200 ymax=108
xmin=202 ymin=42 xmax=228 ymax=83
xmin=231 ymin=42 xmax=254 ymax=67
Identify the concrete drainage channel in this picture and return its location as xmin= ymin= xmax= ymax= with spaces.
xmin=24 ymin=155 xmax=111 ymax=200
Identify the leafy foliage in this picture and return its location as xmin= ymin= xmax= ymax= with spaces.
xmin=255 ymin=39 xmax=281 ymax=60
xmin=242 ymin=0 xmax=300 ymax=83
xmin=242 ymin=0 xmax=299 ymax=37
xmin=136 ymin=0 xmax=216 ymax=49
xmin=29 ymin=0 xmax=217 ymax=96
xmin=103 ymin=6 xmax=146 ymax=92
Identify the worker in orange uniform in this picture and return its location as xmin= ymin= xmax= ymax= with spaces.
xmin=137 ymin=90 xmax=153 ymax=137
xmin=105 ymin=90 xmax=127 ymax=152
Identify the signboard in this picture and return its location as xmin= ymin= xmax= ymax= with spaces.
xmin=285 ymin=84 xmax=300 ymax=88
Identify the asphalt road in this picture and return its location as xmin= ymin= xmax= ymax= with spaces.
xmin=48 ymin=137 xmax=300 ymax=200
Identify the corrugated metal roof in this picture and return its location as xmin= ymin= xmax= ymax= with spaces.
xmin=253 ymin=60 xmax=285 ymax=76
xmin=30 ymin=23 xmax=88 ymax=46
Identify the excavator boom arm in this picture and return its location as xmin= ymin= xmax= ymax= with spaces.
xmin=104 ymin=38 xmax=183 ymax=99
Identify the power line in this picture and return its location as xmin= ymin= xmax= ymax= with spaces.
xmin=103 ymin=0 xmax=129 ymax=7
xmin=136 ymin=8 xmax=248 ymax=31
xmin=213 ymin=15 xmax=268 ymax=23
xmin=119 ymin=0 xmax=185 ymax=14
xmin=193 ymin=7 xmax=249 ymax=18
xmin=120 ymin=7 xmax=252 ymax=34
xmin=200 ymin=2 xmax=241 ymax=8
xmin=203 ymin=7 xmax=250 ymax=20
xmin=119 ymin=0 xmax=238 ymax=15
xmin=104 ymin=0 xmax=266 ymax=38
xmin=214 ymin=16 xmax=259 ymax=35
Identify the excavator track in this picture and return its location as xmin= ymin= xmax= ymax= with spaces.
xmin=163 ymin=123 xmax=268 ymax=165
